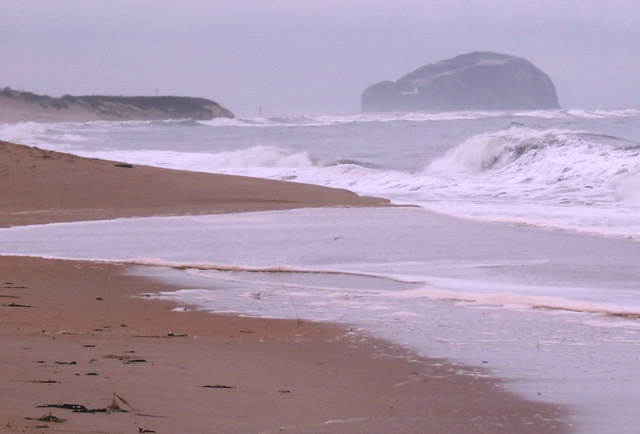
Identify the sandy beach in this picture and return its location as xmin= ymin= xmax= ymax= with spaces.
xmin=0 ymin=140 xmax=388 ymax=227
xmin=0 ymin=141 xmax=569 ymax=433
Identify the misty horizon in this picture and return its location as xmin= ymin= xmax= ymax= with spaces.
xmin=2 ymin=1 xmax=639 ymax=116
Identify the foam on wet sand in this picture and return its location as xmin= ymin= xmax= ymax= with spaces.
xmin=0 ymin=141 xmax=569 ymax=433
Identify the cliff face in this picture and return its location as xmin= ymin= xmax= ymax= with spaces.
xmin=0 ymin=88 xmax=234 ymax=123
xmin=362 ymin=52 xmax=560 ymax=112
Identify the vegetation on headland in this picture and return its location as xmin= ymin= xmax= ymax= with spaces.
xmin=0 ymin=87 xmax=234 ymax=121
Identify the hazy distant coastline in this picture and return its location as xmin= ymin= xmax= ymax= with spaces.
xmin=0 ymin=87 xmax=234 ymax=123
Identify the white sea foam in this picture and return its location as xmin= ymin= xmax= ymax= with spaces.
xmin=391 ymin=287 xmax=640 ymax=318
xmin=3 ymin=112 xmax=640 ymax=432
xmin=613 ymin=173 xmax=640 ymax=206
xmin=196 ymin=108 xmax=640 ymax=126
xmin=1 ymin=204 xmax=640 ymax=432
xmin=512 ymin=108 xmax=640 ymax=119
xmin=184 ymin=145 xmax=315 ymax=168
xmin=124 ymin=257 xmax=640 ymax=318
xmin=2 ymin=112 xmax=640 ymax=238
xmin=2 ymin=208 xmax=639 ymax=315
xmin=2 ymin=108 xmax=638 ymax=142
xmin=0 ymin=121 xmax=51 ymax=144
xmin=425 ymin=127 xmax=639 ymax=187
xmin=415 ymin=127 xmax=640 ymax=236
xmin=197 ymin=111 xmax=509 ymax=127
xmin=37 ymin=146 xmax=320 ymax=173
xmin=123 ymin=257 xmax=420 ymax=283
xmin=8 ymin=122 xmax=638 ymax=238
xmin=565 ymin=108 xmax=640 ymax=118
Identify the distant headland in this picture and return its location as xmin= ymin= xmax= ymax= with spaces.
xmin=362 ymin=52 xmax=560 ymax=112
xmin=0 ymin=87 xmax=234 ymax=123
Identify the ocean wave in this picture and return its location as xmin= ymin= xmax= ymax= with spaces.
xmin=198 ymin=109 xmax=640 ymax=128
xmin=198 ymin=115 xmax=328 ymax=127
xmin=0 ymin=121 xmax=52 ymax=145
xmin=513 ymin=108 xmax=640 ymax=119
xmin=3 ymin=114 xmax=640 ymax=238
xmin=613 ymin=173 xmax=640 ymax=206
xmin=424 ymin=127 xmax=640 ymax=205
xmin=133 ymin=257 xmax=640 ymax=319
xmin=198 ymin=111 xmax=511 ymax=127
xmin=196 ymin=145 xmax=316 ymax=168
xmin=392 ymin=287 xmax=640 ymax=319
xmin=123 ymin=257 xmax=420 ymax=283
xmin=52 ymin=145 xmax=322 ymax=171
xmin=3 ymin=108 xmax=638 ymax=143
xmin=565 ymin=108 xmax=640 ymax=118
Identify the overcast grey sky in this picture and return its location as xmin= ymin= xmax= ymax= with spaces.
xmin=2 ymin=1 xmax=639 ymax=115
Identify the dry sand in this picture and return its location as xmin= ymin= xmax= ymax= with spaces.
xmin=0 ymin=141 xmax=569 ymax=433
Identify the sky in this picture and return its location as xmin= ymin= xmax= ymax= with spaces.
xmin=2 ymin=0 xmax=640 ymax=116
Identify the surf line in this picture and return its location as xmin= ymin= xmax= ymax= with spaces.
xmin=122 ymin=259 xmax=640 ymax=320
xmin=392 ymin=287 xmax=640 ymax=320
xmin=121 ymin=258 xmax=423 ymax=284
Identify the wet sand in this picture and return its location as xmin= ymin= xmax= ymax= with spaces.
xmin=0 ymin=140 xmax=388 ymax=227
xmin=0 ymin=141 xmax=569 ymax=433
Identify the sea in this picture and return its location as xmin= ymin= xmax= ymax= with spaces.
xmin=1 ymin=109 xmax=640 ymax=433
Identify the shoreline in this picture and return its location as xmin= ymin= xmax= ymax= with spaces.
xmin=0 ymin=140 xmax=388 ymax=228
xmin=0 ymin=141 xmax=569 ymax=432
xmin=0 ymin=256 xmax=568 ymax=433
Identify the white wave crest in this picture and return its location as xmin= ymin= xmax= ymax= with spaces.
xmin=0 ymin=121 xmax=95 ymax=147
xmin=199 ymin=111 xmax=511 ymax=128
xmin=199 ymin=109 xmax=640 ymax=128
xmin=614 ymin=174 xmax=640 ymax=206
xmin=565 ymin=108 xmax=640 ymax=118
xmin=424 ymin=127 xmax=640 ymax=205
xmin=201 ymin=145 xmax=315 ymax=168
xmin=513 ymin=109 xmax=640 ymax=119
xmin=0 ymin=121 xmax=51 ymax=145
xmin=426 ymin=127 xmax=583 ymax=174
xmin=61 ymin=145 xmax=318 ymax=172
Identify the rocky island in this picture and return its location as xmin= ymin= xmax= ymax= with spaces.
xmin=0 ymin=87 xmax=234 ymax=123
xmin=362 ymin=52 xmax=559 ymax=112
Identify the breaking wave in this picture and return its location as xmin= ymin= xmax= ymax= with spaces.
xmin=188 ymin=145 xmax=316 ymax=168
xmin=197 ymin=111 xmax=508 ymax=127
xmin=425 ymin=126 xmax=640 ymax=207
xmin=2 ymin=112 xmax=640 ymax=237
xmin=199 ymin=108 xmax=640 ymax=127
